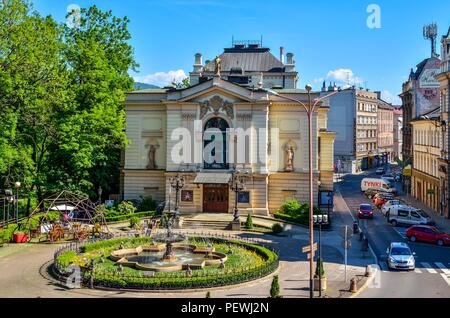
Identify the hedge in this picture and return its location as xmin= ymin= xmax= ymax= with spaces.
xmin=92 ymin=260 xmax=278 ymax=290
xmin=57 ymin=236 xmax=279 ymax=290
xmin=79 ymin=236 xmax=153 ymax=253
xmin=104 ymin=211 xmax=155 ymax=223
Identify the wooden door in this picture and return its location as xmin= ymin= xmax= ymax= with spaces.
xmin=203 ymin=184 xmax=229 ymax=213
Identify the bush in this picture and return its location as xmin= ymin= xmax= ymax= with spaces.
xmin=129 ymin=216 xmax=140 ymax=229
xmin=206 ymin=291 xmax=211 ymax=298
xmin=245 ymin=214 xmax=253 ymax=230
xmin=117 ymin=201 xmax=136 ymax=215
xmin=280 ymin=200 xmax=301 ymax=216
xmin=137 ymin=196 xmax=157 ymax=212
xmin=104 ymin=211 xmax=155 ymax=223
xmin=270 ymin=275 xmax=280 ymax=298
xmin=315 ymin=257 xmax=325 ymax=278
xmin=271 ymin=223 xmax=283 ymax=234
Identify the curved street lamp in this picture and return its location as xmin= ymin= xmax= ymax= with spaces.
xmin=14 ymin=182 xmax=21 ymax=223
xmin=263 ymin=85 xmax=341 ymax=298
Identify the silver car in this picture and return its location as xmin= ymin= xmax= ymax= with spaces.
xmin=386 ymin=242 xmax=416 ymax=270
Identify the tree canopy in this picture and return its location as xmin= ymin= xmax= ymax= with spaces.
xmin=0 ymin=0 xmax=138 ymax=214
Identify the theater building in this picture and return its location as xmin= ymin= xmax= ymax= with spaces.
xmin=120 ymin=41 xmax=336 ymax=215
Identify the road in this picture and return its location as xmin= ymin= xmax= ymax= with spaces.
xmin=336 ymin=167 xmax=450 ymax=297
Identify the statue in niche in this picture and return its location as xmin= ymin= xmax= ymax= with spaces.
xmin=284 ymin=146 xmax=295 ymax=172
xmin=146 ymin=144 xmax=158 ymax=169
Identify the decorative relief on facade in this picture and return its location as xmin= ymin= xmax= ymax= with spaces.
xmin=237 ymin=114 xmax=252 ymax=121
xmin=182 ymin=113 xmax=196 ymax=121
xmin=199 ymin=95 xmax=234 ymax=119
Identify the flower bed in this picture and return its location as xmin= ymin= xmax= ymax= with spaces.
xmin=55 ymin=236 xmax=278 ymax=290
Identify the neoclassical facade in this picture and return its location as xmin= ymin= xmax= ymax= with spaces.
xmin=121 ymin=43 xmax=335 ymax=215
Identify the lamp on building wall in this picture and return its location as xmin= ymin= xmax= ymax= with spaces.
xmin=263 ymin=85 xmax=341 ymax=299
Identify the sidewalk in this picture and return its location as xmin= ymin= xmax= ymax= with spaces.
xmin=397 ymin=194 xmax=450 ymax=233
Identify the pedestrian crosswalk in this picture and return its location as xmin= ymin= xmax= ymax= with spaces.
xmin=381 ymin=262 xmax=450 ymax=274
xmin=380 ymin=262 xmax=450 ymax=286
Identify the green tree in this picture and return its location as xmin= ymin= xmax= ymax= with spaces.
xmin=176 ymin=77 xmax=190 ymax=88
xmin=270 ymin=275 xmax=280 ymax=298
xmin=245 ymin=213 xmax=253 ymax=229
xmin=0 ymin=0 xmax=70 ymax=212
xmin=315 ymin=257 xmax=325 ymax=278
xmin=47 ymin=5 xmax=138 ymax=197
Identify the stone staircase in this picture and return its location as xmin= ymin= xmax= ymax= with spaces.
xmin=181 ymin=218 xmax=234 ymax=230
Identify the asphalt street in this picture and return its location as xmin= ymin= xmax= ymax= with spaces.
xmin=336 ymin=168 xmax=450 ymax=297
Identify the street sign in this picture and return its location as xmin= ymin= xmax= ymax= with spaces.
xmin=307 ymin=251 xmax=315 ymax=260
xmin=301 ymin=242 xmax=318 ymax=253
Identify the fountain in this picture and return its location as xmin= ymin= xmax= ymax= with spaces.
xmin=109 ymin=211 xmax=228 ymax=272
xmin=151 ymin=211 xmax=186 ymax=262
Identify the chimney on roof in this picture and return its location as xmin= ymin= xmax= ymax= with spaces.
xmin=375 ymin=91 xmax=382 ymax=99
xmin=193 ymin=53 xmax=203 ymax=72
xmin=285 ymin=52 xmax=295 ymax=72
xmin=280 ymin=47 xmax=285 ymax=64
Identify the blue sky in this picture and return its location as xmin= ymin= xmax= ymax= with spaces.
xmin=32 ymin=0 xmax=450 ymax=104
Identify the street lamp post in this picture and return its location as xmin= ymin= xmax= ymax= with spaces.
xmin=14 ymin=182 xmax=21 ymax=223
xmin=228 ymin=168 xmax=248 ymax=223
xmin=263 ymin=85 xmax=340 ymax=298
xmin=169 ymin=174 xmax=185 ymax=217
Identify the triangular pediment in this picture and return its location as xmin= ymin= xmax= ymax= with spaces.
xmin=168 ymin=77 xmax=254 ymax=103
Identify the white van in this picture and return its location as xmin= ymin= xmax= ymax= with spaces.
xmin=361 ymin=178 xmax=397 ymax=193
xmin=387 ymin=205 xmax=434 ymax=227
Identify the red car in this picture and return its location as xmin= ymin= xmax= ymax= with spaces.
xmin=358 ymin=204 xmax=374 ymax=219
xmin=406 ymin=225 xmax=450 ymax=246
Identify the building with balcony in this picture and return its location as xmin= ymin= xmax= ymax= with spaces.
xmin=322 ymin=86 xmax=382 ymax=173
xmin=377 ymin=98 xmax=395 ymax=164
xmin=436 ymin=27 xmax=450 ymax=218
xmin=411 ymin=107 xmax=442 ymax=212
xmin=120 ymin=41 xmax=336 ymax=215
xmin=393 ymin=107 xmax=403 ymax=161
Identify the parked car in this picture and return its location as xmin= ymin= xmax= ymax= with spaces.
xmin=361 ymin=178 xmax=397 ymax=193
xmin=386 ymin=242 xmax=416 ymax=270
xmin=381 ymin=174 xmax=395 ymax=182
xmin=381 ymin=200 xmax=403 ymax=216
xmin=376 ymin=167 xmax=385 ymax=175
xmin=373 ymin=193 xmax=395 ymax=208
xmin=364 ymin=188 xmax=383 ymax=200
xmin=387 ymin=205 xmax=435 ymax=227
xmin=406 ymin=225 xmax=450 ymax=246
xmin=358 ymin=203 xmax=374 ymax=219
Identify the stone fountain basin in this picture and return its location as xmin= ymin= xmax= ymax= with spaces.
xmin=109 ymin=244 xmax=227 ymax=272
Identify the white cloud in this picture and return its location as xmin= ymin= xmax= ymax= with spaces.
xmin=326 ymin=68 xmax=363 ymax=87
xmin=381 ymin=90 xmax=402 ymax=105
xmin=313 ymin=77 xmax=324 ymax=83
xmin=134 ymin=69 xmax=187 ymax=87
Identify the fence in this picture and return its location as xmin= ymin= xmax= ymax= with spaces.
xmin=53 ymin=230 xmax=280 ymax=290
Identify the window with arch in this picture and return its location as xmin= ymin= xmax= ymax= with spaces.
xmin=203 ymin=117 xmax=229 ymax=169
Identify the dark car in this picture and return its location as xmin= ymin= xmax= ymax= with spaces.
xmin=406 ymin=225 xmax=450 ymax=246
xmin=358 ymin=203 xmax=374 ymax=219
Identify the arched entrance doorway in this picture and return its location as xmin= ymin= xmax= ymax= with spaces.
xmin=202 ymin=117 xmax=229 ymax=213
